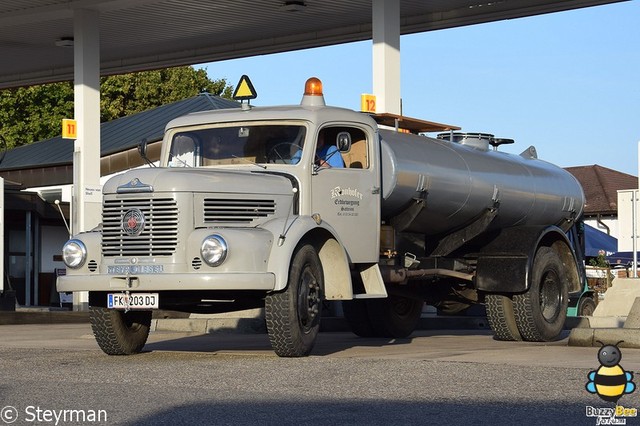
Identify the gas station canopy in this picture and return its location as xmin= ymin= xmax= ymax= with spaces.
xmin=0 ymin=0 xmax=625 ymax=89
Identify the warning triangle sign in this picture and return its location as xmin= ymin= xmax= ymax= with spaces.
xmin=232 ymin=75 xmax=257 ymax=101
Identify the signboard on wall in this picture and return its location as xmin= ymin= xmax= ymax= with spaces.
xmin=618 ymin=189 xmax=639 ymax=252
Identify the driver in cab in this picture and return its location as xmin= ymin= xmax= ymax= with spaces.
xmin=314 ymin=132 xmax=344 ymax=168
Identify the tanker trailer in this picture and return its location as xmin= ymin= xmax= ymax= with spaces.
xmin=58 ymin=77 xmax=585 ymax=357
xmin=344 ymin=127 xmax=585 ymax=343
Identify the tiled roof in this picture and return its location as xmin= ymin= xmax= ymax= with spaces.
xmin=0 ymin=93 xmax=239 ymax=171
xmin=565 ymin=165 xmax=637 ymax=215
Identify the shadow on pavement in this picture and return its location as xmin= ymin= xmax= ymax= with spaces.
xmin=143 ymin=329 xmax=496 ymax=356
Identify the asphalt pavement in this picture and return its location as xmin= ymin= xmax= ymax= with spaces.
xmin=1 ymin=324 xmax=640 ymax=425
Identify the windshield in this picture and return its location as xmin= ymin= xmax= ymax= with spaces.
xmin=168 ymin=124 xmax=306 ymax=167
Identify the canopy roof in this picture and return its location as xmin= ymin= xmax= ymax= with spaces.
xmin=0 ymin=0 xmax=625 ymax=89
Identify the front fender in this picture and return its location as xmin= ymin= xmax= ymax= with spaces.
xmin=262 ymin=216 xmax=353 ymax=299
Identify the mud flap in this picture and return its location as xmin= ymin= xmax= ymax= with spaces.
xmin=355 ymin=263 xmax=387 ymax=299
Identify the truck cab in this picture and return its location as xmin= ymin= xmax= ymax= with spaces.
xmin=59 ymin=78 xmax=386 ymax=356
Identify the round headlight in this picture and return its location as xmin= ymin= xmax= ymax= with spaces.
xmin=63 ymin=239 xmax=87 ymax=268
xmin=201 ymin=235 xmax=228 ymax=267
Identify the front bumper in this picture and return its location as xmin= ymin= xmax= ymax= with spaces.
xmin=57 ymin=272 xmax=276 ymax=292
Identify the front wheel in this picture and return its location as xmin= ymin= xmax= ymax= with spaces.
xmin=89 ymin=307 xmax=152 ymax=355
xmin=513 ymin=247 xmax=569 ymax=341
xmin=265 ymin=244 xmax=323 ymax=357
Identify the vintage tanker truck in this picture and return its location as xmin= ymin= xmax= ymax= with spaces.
xmin=58 ymin=77 xmax=585 ymax=357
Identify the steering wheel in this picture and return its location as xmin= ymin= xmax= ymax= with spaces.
xmin=266 ymin=142 xmax=302 ymax=164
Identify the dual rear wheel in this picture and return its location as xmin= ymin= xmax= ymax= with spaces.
xmin=486 ymin=247 xmax=569 ymax=342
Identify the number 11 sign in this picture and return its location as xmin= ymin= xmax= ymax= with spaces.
xmin=62 ymin=118 xmax=77 ymax=139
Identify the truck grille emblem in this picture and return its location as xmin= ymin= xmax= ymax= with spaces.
xmin=122 ymin=209 xmax=145 ymax=237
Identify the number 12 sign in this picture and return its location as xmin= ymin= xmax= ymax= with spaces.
xmin=360 ymin=94 xmax=376 ymax=113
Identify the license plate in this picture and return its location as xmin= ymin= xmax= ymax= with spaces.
xmin=108 ymin=293 xmax=159 ymax=310
xmin=107 ymin=265 xmax=163 ymax=274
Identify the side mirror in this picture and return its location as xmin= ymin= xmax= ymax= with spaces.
xmin=336 ymin=132 xmax=351 ymax=152
xmin=138 ymin=138 xmax=148 ymax=158
xmin=137 ymin=138 xmax=156 ymax=167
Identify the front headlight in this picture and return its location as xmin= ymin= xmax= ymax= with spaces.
xmin=201 ymin=235 xmax=228 ymax=267
xmin=62 ymin=239 xmax=87 ymax=269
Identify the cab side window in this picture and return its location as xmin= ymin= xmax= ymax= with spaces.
xmin=320 ymin=127 xmax=368 ymax=169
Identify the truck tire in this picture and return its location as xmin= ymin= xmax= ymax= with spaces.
xmin=513 ymin=247 xmax=569 ymax=341
xmin=342 ymin=299 xmax=376 ymax=337
xmin=485 ymin=294 xmax=522 ymax=341
xmin=578 ymin=295 xmax=596 ymax=317
xmin=265 ymin=244 xmax=323 ymax=357
xmin=89 ymin=307 xmax=151 ymax=355
xmin=366 ymin=295 xmax=423 ymax=338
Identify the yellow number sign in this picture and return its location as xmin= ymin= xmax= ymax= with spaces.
xmin=62 ymin=119 xmax=77 ymax=139
xmin=360 ymin=94 xmax=376 ymax=113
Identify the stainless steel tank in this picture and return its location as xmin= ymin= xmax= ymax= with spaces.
xmin=379 ymin=129 xmax=585 ymax=236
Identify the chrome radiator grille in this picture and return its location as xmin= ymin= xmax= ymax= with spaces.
xmin=102 ymin=198 xmax=179 ymax=256
xmin=203 ymin=199 xmax=276 ymax=223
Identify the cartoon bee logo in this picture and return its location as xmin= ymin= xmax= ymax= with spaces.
xmin=586 ymin=341 xmax=636 ymax=403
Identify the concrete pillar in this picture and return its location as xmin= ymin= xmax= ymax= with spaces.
xmin=72 ymin=8 xmax=101 ymax=311
xmin=372 ymin=0 xmax=401 ymax=115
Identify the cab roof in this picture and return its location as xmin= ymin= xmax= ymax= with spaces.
xmin=165 ymin=104 xmax=378 ymax=132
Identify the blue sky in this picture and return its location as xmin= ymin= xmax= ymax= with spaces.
xmin=199 ymin=1 xmax=639 ymax=177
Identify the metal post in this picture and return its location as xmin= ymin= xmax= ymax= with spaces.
xmin=636 ymin=141 xmax=640 ymax=277
xmin=632 ymin=190 xmax=637 ymax=277
xmin=33 ymin=214 xmax=40 ymax=305
xmin=25 ymin=211 xmax=32 ymax=306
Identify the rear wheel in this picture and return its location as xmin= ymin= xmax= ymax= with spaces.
xmin=513 ymin=247 xmax=569 ymax=341
xmin=485 ymin=294 xmax=522 ymax=341
xmin=90 ymin=307 xmax=152 ymax=355
xmin=342 ymin=299 xmax=376 ymax=337
xmin=366 ymin=295 xmax=423 ymax=338
xmin=265 ymin=244 xmax=323 ymax=357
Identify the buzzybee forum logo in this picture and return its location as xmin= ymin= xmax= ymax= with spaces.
xmin=586 ymin=341 xmax=635 ymax=402
xmin=585 ymin=341 xmax=638 ymax=424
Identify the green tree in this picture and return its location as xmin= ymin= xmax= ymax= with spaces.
xmin=0 ymin=66 xmax=232 ymax=149
xmin=100 ymin=66 xmax=232 ymax=122
xmin=0 ymin=81 xmax=74 ymax=149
